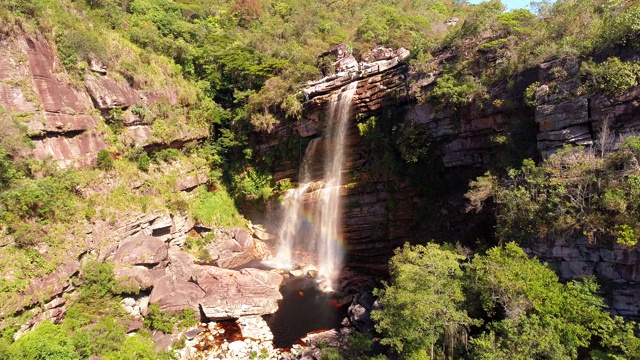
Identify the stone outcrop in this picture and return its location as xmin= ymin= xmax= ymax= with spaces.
xmin=85 ymin=73 xmax=141 ymax=111
xmin=195 ymin=267 xmax=283 ymax=320
xmin=148 ymin=242 xmax=283 ymax=320
xmin=0 ymin=31 xmax=207 ymax=168
xmin=532 ymin=57 xmax=640 ymax=157
xmin=112 ymin=235 xmax=168 ymax=266
xmin=258 ymin=45 xmax=640 ymax=319
xmin=0 ymin=34 xmax=105 ymax=167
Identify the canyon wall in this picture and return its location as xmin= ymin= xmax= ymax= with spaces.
xmin=258 ymin=47 xmax=640 ymax=316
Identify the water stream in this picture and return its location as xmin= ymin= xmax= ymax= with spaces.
xmin=273 ymin=81 xmax=359 ymax=289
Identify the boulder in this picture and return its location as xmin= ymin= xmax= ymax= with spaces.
xmin=21 ymin=260 xmax=79 ymax=306
xmin=362 ymin=46 xmax=395 ymax=62
xmin=195 ymin=267 xmax=283 ymax=320
xmin=215 ymin=250 xmax=255 ymax=269
xmin=149 ymin=275 xmax=205 ymax=313
xmin=112 ymin=235 xmax=168 ymax=267
xmin=234 ymin=228 xmax=254 ymax=249
xmin=113 ymin=264 xmax=165 ymax=291
xmin=167 ymin=246 xmax=197 ymax=281
xmin=237 ymin=315 xmax=274 ymax=341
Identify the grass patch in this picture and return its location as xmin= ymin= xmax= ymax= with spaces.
xmin=191 ymin=186 xmax=245 ymax=228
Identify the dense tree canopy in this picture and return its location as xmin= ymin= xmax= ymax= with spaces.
xmin=373 ymin=242 xmax=640 ymax=360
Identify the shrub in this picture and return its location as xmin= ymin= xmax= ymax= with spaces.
xmin=9 ymin=321 xmax=78 ymax=360
xmin=232 ymin=167 xmax=273 ymax=202
xmin=96 ymin=149 xmax=113 ymax=170
xmin=191 ymin=186 xmax=244 ymax=227
xmin=0 ymin=174 xmax=79 ymax=245
xmin=153 ymin=148 xmax=182 ymax=163
xmin=137 ymin=153 xmax=151 ymax=172
xmin=144 ymin=303 xmax=198 ymax=333
xmin=524 ymin=81 xmax=540 ymax=107
xmin=106 ymin=108 xmax=125 ymax=134
xmin=78 ymin=260 xmax=116 ymax=302
xmin=0 ymin=146 xmax=20 ymax=189
xmin=583 ymin=58 xmax=640 ymax=97
xmin=430 ymin=74 xmax=485 ymax=112
xmin=56 ymin=29 xmax=106 ymax=70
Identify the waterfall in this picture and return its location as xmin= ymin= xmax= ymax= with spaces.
xmin=274 ymin=81 xmax=358 ymax=289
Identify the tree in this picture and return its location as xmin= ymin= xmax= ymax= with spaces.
xmin=0 ymin=146 xmax=19 ymax=190
xmin=9 ymin=321 xmax=79 ymax=360
xmin=372 ymin=243 xmax=477 ymax=360
xmin=468 ymin=243 xmax=640 ymax=359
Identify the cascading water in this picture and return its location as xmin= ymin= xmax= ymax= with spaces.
xmin=273 ymin=81 xmax=358 ymax=289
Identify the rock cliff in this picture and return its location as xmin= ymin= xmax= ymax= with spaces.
xmin=258 ymin=45 xmax=640 ymax=316
xmin=0 ymin=32 xmax=207 ymax=168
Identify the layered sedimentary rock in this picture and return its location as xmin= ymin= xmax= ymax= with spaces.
xmin=533 ymin=57 xmax=640 ymax=157
xmin=259 ymin=45 xmax=640 ymax=316
xmin=0 ymin=32 xmax=207 ymax=167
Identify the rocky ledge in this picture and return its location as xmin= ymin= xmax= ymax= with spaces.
xmin=0 ymin=32 xmax=207 ymax=168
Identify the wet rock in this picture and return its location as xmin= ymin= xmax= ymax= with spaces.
xmin=252 ymin=224 xmax=275 ymax=241
xmin=290 ymin=269 xmax=304 ymax=277
xmin=237 ymin=315 xmax=274 ymax=341
xmin=348 ymin=304 xmax=372 ymax=332
xmin=184 ymin=327 xmax=205 ymax=340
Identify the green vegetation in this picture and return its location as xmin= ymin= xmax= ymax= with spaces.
xmin=466 ymin=140 xmax=640 ymax=245
xmin=144 ymin=303 xmax=198 ymax=333
xmin=582 ymin=57 xmax=640 ymax=97
xmin=1 ymin=0 xmax=640 ymax=358
xmin=372 ymin=242 xmax=640 ymax=359
xmin=373 ymin=243 xmax=478 ymax=359
xmin=191 ymin=186 xmax=245 ymax=228
xmin=0 ymin=259 xmax=176 ymax=360
xmin=96 ymin=149 xmax=114 ymax=170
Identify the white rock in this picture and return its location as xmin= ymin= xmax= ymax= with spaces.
xmin=122 ymin=297 xmax=136 ymax=307
xmin=290 ymin=269 xmax=304 ymax=277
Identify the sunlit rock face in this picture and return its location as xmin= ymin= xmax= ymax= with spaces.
xmin=0 ymin=32 xmax=207 ymax=168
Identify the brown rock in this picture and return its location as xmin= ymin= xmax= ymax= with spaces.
xmin=233 ymin=228 xmax=254 ymax=249
xmin=112 ymin=235 xmax=168 ymax=266
xmin=215 ymin=250 xmax=254 ymax=269
xmin=85 ymin=73 xmax=140 ymax=110
xmin=25 ymin=36 xmax=93 ymax=114
xmin=113 ymin=264 xmax=165 ymax=291
xmin=167 ymin=246 xmax=197 ymax=281
xmin=32 ymin=131 xmax=107 ymax=167
xmin=194 ymin=267 xmax=283 ymax=320
xmin=149 ymin=275 xmax=205 ymax=313
xmin=127 ymin=319 xmax=144 ymax=333
xmin=23 ymin=260 xmax=80 ymax=305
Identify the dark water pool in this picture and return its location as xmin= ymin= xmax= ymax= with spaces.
xmin=263 ymin=276 xmax=347 ymax=349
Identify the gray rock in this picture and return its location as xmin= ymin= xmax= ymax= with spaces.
xmin=184 ymin=327 xmax=205 ymax=340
